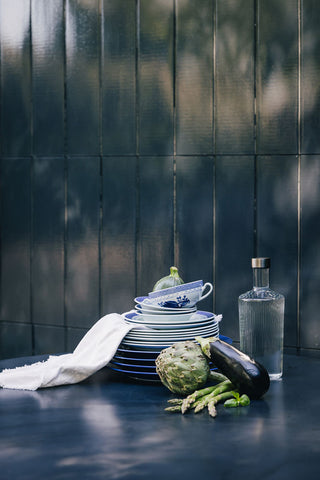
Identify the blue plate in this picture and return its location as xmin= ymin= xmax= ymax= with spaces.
xmin=109 ymin=360 xmax=156 ymax=372
xmin=219 ymin=335 xmax=232 ymax=344
xmin=110 ymin=335 xmax=232 ymax=381
xmin=108 ymin=365 xmax=160 ymax=381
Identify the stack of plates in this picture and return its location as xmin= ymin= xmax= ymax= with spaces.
xmin=109 ymin=295 xmax=230 ymax=382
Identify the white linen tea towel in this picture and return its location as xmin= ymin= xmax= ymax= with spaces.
xmin=0 ymin=313 xmax=135 ymax=391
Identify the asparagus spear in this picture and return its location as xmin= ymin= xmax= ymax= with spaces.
xmin=207 ymin=391 xmax=238 ymax=417
xmin=165 ymin=384 xmax=222 ymax=414
xmin=165 ymin=385 xmax=218 ymax=413
xmin=165 ymin=390 xmax=219 ymax=414
xmin=165 ymin=405 xmax=182 ymax=413
xmin=167 ymin=398 xmax=183 ymax=405
xmin=193 ymin=380 xmax=234 ymax=413
xmin=181 ymin=384 xmax=219 ymax=414
xmin=208 ymin=371 xmax=229 ymax=383
xmin=181 ymin=380 xmax=233 ymax=413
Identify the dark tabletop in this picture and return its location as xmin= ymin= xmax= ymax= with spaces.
xmin=0 ymin=353 xmax=319 ymax=480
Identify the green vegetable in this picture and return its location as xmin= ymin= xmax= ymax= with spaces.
xmin=152 ymin=266 xmax=184 ymax=291
xmin=224 ymin=392 xmax=250 ymax=408
xmin=156 ymin=342 xmax=228 ymax=397
xmin=239 ymin=394 xmax=250 ymax=406
xmin=181 ymin=384 xmax=219 ymax=414
xmin=208 ymin=391 xmax=237 ymax=417
xmin=224 ymin=398 xmax=239 ymax=408
xmin=164 ymin=383 xmax=237 ymax=417
xmin=165 ymin=405 xmax=183 ymax=413
xmin=155 ymin=341 xmax=210 ymax=395
xmin=193 ymin=380 xmax=234 ymax=413
xmin=167 ymin=398 xmax=183 ymax=405
xmin=160 ymin=338 xmax=256 ymax=419
xmin=208 ymin=371 xmax=229 ymax=383
xmin=196 ymin=336 xmax=270 ymax=399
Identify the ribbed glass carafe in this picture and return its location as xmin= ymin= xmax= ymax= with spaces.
xmin=238 ymin=258 xmax=285 ymax=380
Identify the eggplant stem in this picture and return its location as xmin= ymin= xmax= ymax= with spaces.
xmin=195 ymin=336 xmax=217 ymax=358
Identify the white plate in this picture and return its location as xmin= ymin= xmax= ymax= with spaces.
xmin=126 ymin=316 xmax=221 ymax=330
xmin=126 ymin=318 xmax=220 ymax=330
xmin=122 ymin=331 xmax=219 ymax=348
xmin=135 ymin=305 xmax=197 ymax=319
xmin=128 ymin=322 xmax=218 ymax=335
xmin=126 ymin=324 xmax=219 ymax=339
xmin=126 ymin=331 xmax=219 ymax=343
xmin=123 ymin=310 xmax=222 ymax=326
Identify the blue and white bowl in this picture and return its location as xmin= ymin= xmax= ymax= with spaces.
xmin=135 ymin=303 xmax=197 ymax=317
xmin=134 ymin=296 xmax=196 ymax=313
xmin=124 ymin=308 xmax=201 ymax=324
xmin=147 ymin=280 xmax=213 ymax=308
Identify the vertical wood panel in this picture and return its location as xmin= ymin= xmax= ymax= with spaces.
xmin=0 ymin=323 xmax=32 ymax=359
xmin=32 ymin=0 xmax=65 ymax=155
xmin=256 ymin=0 xmax=298 ymax=154
xmin=215 ymin=156 xmax=255 ymax=341
xmin=0 ymin=0 xmax=31 ymax=155
xmin=176 ymin=0 xmax=213 ymax=154
xmin=300 ymin=155 xmax=320 ymax=349
xmin=66 ymin=157 xmax=100 ymax=328
xmin=139 ymin=0 xmax=174 ymax=155
xmin=66 ymin=0 xmax=100 ymax=154
xmin=33 ymin=325 xmax=65 ymax=355
xmin=102 ymin=157 xmax=136 ymax=314
xmin=102 ymin=0 xmax=136 ymax=155
xmin=176 ymin=156 xmax=214 ymax=312
xmin=215 ymin=0 xmax=255 ymax=154
xmin=138 ymin=157 xmax=174 ymax=295
xmin=256 ymin=155 xmax=298 ymax=347
xmin=1 ymin=158 xmax=31 ymax=324
xmin=32 ymin=157 xmax=65 ymax=326
xmin=301 ymin=0 xmax=320 ymax=154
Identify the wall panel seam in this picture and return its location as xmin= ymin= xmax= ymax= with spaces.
xmin=212 ymin=0 xmax=216 ymax=305
xmin=63 ymin=0 xmax=68 ymax=351
xmin=173 ymin=0 xmax=177 ymax=264
xmin=297 ymin=0 xmax=302 ymax=352
xmin=253 ymin=0 xmax=258 ymax=257
xmin=30 ymin=1 xmax=35 ymax=353
xmin=98 ymin=0 xmax=103 ymax=318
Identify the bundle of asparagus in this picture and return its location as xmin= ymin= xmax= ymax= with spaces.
xmin=165 ymin=372 xmax=250 ymax=418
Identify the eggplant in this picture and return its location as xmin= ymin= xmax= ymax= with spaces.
xmin=196 ymin=337 xmax=270 ymax=399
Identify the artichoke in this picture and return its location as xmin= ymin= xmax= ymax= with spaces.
xmin=155 ymin=341 xmax=210 ymax=395
xmin=152 ymin=266 xmax=184 ymax=291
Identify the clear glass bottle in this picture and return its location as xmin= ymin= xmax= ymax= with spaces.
xmin=238 ymin=258 xmax=285 ymax=380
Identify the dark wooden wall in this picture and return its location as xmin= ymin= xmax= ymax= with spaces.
xmin=1 ymin=0 xmax=320 ymax=359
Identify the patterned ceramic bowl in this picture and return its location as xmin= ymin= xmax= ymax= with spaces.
xmin=147 ymin=280 xmax=213 ymax=308
xmin=134 ymin=297 xmax=196 ymax=313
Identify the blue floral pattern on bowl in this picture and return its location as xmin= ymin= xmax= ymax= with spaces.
xmin=159 ymin=295 xmax=190 ymax=308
